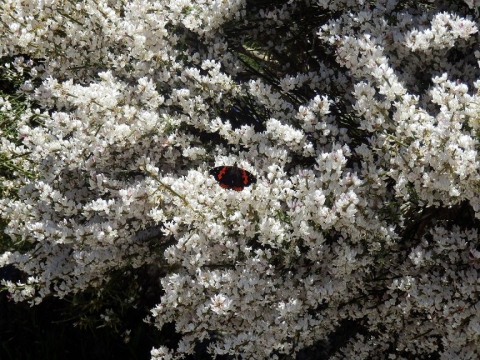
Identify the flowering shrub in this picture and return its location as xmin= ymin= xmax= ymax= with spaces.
xmin=1 ymin=0 xmax=480 ymax=358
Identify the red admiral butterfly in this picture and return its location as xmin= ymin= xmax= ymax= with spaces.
xmin=210 ymin=165 xmax=257 ymax=191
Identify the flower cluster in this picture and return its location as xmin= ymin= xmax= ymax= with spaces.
xmin=1 ymin=0 xmax=480 ymax=359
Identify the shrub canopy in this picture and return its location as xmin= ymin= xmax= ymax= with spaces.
xmin=1 ymin=0 xmax=480 ymax=359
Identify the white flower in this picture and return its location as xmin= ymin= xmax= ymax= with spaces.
xmin=210 ymin=294 xmax=233 ymax=315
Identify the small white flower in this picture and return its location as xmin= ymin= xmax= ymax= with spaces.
xmin=210 ymin=294 xmax=233 ymax=315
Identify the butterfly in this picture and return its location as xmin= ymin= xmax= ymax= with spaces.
xmin=210 ymin=165 xmax=257 ymax=191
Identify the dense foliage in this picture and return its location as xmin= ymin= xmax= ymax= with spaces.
xmin=1 ymin=0 xmax=480 ymax=358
